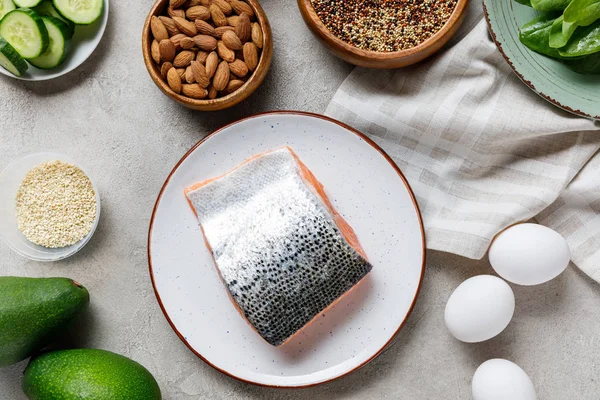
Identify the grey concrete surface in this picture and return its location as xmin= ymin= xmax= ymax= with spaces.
xmin=1 ymin=1 xmax=600 ymax=398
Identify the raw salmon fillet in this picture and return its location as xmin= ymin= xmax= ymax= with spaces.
xmin=185 ymin=147 xmax=373 ymax=346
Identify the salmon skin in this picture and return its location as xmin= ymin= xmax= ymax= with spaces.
xmin=185 ymin=147 xmax=373 ymax=347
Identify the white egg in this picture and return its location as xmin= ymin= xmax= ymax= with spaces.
xmin=444 ymin=275 xmax=514 ymax=343
xmin=489 ymin=223 xmax=570 ymax=286
xmin=472 ymin=359 xmax=537 ymax=400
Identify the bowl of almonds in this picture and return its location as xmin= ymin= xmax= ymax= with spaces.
xmin=143 ymin=0 xmax=272 ymax=111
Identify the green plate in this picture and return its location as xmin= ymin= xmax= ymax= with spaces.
xmin=483 ymin=0 xmax=600 ymax=120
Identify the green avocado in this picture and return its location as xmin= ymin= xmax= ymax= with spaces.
xmin=0 ymin=277 xmax=89 ymax=367
xmin=23 ymin=349 xmax=162 ymax=400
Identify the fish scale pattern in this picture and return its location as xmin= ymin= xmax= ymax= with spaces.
xmin=186 ymin=147 xmax=372 ymax=346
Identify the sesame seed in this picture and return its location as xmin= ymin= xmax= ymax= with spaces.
xmin=16 ymin=161 xmax=97 ymax=249
xmin=310 ymin=0 xmax=458 ymax=52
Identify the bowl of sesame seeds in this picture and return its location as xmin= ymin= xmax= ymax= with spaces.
xmin=0 ymin=153 xmax=101 ymax=262
xmin=298 ymin=0 xmax=468 ymax=69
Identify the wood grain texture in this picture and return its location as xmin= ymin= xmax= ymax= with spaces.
xmin=143 ymin=0 xmax=272 ymax=111
xmin=297 ymin=0 xmax=469 ymax=69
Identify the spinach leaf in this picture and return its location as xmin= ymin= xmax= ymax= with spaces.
xmin=549 ymin=16 xmax=578 ymax=48
xmin=558 ymin=19 xmax=600 ymax=57
xmin=564 ymin=52 xmax=600 ymax=74
xmin=531 ymin=0 xmax=572 ymax=11
xmin=515 ymin=0 xmax=533 ymax=6
xmin=564 ymin=0 xmax=600 ymax=26
xmin=520 ymin=15 xmax=565 ymax=58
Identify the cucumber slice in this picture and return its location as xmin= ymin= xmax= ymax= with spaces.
xmin=13 ymin=0 xmax=43 ymax=7
xmin=0 ymin=36 xmax=28 ymax=76
xmin=34 ymin=1 xmax=74 ymax=33
xmin=52 ymin=0 xmax=102 ymax=25
xmin=29 ymin=16 xmax=69 ymax=69
xmin=0 ymin=9 xmax=48 ymax=59
xmin=0 ymin=0 xmax=16 ymax=20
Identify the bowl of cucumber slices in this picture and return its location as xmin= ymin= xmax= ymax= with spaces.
xmin=0 ymin=0 xmax=108 ymax=81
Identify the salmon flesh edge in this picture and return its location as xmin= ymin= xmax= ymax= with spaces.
xmin=185 ymin=147 xmax=373 ymax=346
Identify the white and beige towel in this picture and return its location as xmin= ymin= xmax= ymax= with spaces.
xmin=325 ymin=3 xmax=600 ymax=281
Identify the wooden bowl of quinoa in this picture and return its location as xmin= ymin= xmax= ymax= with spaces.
xmin=298 ymin=0 xmax=469 ymax=69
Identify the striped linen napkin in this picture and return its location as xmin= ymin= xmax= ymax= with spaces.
xmin=325 ymin=2 xmax=600 ymax=281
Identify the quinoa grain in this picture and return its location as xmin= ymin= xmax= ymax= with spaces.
xmin=310 ymin=0 xmax=458 ymax=52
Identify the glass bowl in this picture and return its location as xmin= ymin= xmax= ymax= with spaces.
xmin=0 ymin=152 xmax=101 ymax=262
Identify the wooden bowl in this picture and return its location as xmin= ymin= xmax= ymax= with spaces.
xmin=142 ymin=0 xmax=273 ymax=111
xmin=297 ymin=0 xmax=469 ymax=69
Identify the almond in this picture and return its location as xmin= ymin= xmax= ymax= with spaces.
xmin=222 ymin=30 xmax=243 ymax=50
xmin=199 ymin=0 xmax=210 ymax=5
xmin=195 ymin=19 xmax=215 ymax=36
xmin=192 ymin=34 xmax=217 ymax=51
xmin=208 ymin=85 xmax=218 ymax=99
xmin=179 ymin=36 xmax=195 ymax=49
xmin=170 ymin=33 xmax=187 ymax=50
xmin=251 ymin=22 xmax=262 ymax=48
xmin=158 ymin=16 xmax=180 ymax=36
xmin=234 ymin=12 xmax=251 ymax=43
xmin=185 ymin=65 xmax=195 ymax=83
xmin=176 ymin=68 xmax=186 ymax=79
xmin=184 ymin=0 xmax=201 ymax=6
xmin=191 ymin=61 xmax=210 ymax=88
xmin=151 ymin=16 xmax=169 ymax=41
xmin=168 ymin=7 xmax=186 ymax=18
xmin=228 ymin=59 xmax=248 ymax=77
xmin=182 ymin=84 xmax=208 ymax=99
xmin=173 ymin=16 xmax=197 ymax=36
xmin=209 ymin=4 xmax=228 ymax=27
xmin=196 ymin=50 xmax=209 ymax=63
xmin=214 ymin=26 xmax=234 ymax=39
xmin=170 ymin=0 xmax=187 ymax=8
xmin=213 ymin=60 xmax=230 ymax=91
xmin=161 ymin=62 xmax=173 ymax=79
xmin=173 ymin=50 xmax=195 ymax=67
xmin=217 ymin=40 xmax=235 ymax=62
xmin=224 ymin=79 xmax=244 ymax=94
xmin=167 ymin=67 xmax=182 ymax=94
xmin=213 ymin=0 xmax=232 ymax=15
xmin=227 ymin=15 xmax=239 ymax=26
xmin=205 ymin=51 xmax=219 ymax=78
xmin=231 ymin=0 xmax=254 ymax=19
xmin=243 ymin=41 xmax=258 ymax=71
xmin=186 ymin=5 xmax=210 ymax=21
xmin=159 ymin=39 xmax=176 ymax=62
xmin=151 ymin=40 xmax=161 ymax=63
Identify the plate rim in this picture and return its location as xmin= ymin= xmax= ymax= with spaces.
xmin=146 ymin=110 xmax=427 ymax=388
xmin=0 ymin=0 xmax=110 ymax=82
xmin=482 ymin=0 xmax=600 ymax=121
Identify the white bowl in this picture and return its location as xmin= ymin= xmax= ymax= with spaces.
xmin=0 ymin=152 xmax=101 ymax=261
xmin=0 ymin=0 xmax=109 ymax=81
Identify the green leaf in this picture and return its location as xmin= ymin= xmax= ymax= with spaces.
xmin=531 ymin=0 xmax=572 ymax=11
xmin=564 ymin=52 xmax=600 ymax=74
xmin=549 ymin=16 xmax=578 ymax=48
xmin=519 ymin=15 xmax=565 ymax=58
xmin=558 ymin=19 xmax=600 ymax=57
xmin=564 ymin=0 xmax=600 ymax=26
xmin=515 ymin=0 xmax=533 ymax=6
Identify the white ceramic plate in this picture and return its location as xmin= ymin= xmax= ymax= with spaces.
xmin=0 ymin=1 xmax=109 ymax=81
xmin=148 ymin=112 xmax=425 ymax=388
